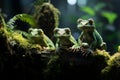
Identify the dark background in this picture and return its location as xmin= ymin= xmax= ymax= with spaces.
xmin=0 ymin=0 xmax=120 ymax=54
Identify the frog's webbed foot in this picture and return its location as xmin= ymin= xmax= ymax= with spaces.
xmin=81 ymin=47 xmax=93 ymax=57
xmin=81 ymin=43 xmax=89 ymax=48
xmin=100 ymin=42 xmax=107 ymax=50
xmin=80 ymin=43 xmax=94 ymax=57
xmin=42 ymin=46 xmax=55 ymax=52
xmin=67 ymin=47 xmax=80 ymax=53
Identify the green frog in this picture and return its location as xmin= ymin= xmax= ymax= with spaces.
xmin=54 ymin=27 xmax=79 ymax=50
xmin=77 ymin=18 xmax=107 ymax=51
xmin=28 ymin=28 xmax=55 ymax=50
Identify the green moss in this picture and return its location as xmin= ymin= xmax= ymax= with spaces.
xmin=101 ymin=52 xmax=120 ymax=80
xmin=94 ymin=49 xmax=111 ymax=61
xmin=91 ymin=49 xmax=111 ymax=69
xmin=11 ymin=32 xmax=30 ymax=48
xmin=92 ymin=49 xmax=111 ymax=76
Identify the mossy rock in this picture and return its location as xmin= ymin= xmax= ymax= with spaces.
xmin=42 ymin=49 xmax=110 ymax=80
xmin=101 ymin=52 xmax=120 ymax=80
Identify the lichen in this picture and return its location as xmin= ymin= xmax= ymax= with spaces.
xmin=33 ymin=2 xmax=60 ymax=39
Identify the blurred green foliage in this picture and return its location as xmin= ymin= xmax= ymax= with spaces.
xmin=80 ymin=3 xmax=118 ymax=25
xmin=101 ymin=11 xmax=117 ymax=24
xmin=81 ymin=6 xmax=95 ymax=16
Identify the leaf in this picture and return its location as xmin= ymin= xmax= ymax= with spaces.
xmin=7 ymin=13 xmax=37 ymax=29
xmin=101 ymin=11 xmax=117 ymax=24
xmin=80 ymin=6 xmax=95 ymax=16
xmin=94 ymin=3 xmax=106 ymax=11
xmin=0 ymin=14 xmax=6 ymax=28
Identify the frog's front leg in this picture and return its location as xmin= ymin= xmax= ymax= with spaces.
xmin=80 ymin=42 xmax=93 ymax=57
xmin=89 ymin=33 xmax=97 ymax=51
xmin=43 ymin=43 xmax=55 ymax=51
xmin=89 ymin=40 xmax=97 ymax=51
xmin=78 ymin=32 xmax=84 ymax=46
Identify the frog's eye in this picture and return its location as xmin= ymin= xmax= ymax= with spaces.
xmin=38 ymin=29 xmax=43 ymax=32
xmin=54 ymin=28 xmax=59 ymax=34
xmin=88 ymin=18 xmax=94 ymax=25
xmin=77 ymin=18 xmax=83 ymax=23
xmin=28 ymin=28 xmax=33 ymax=33
xmin=65 ymin=28 xmax=71 ymax=34
xmin=38 ymin=29 xmax=44 ymax=34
